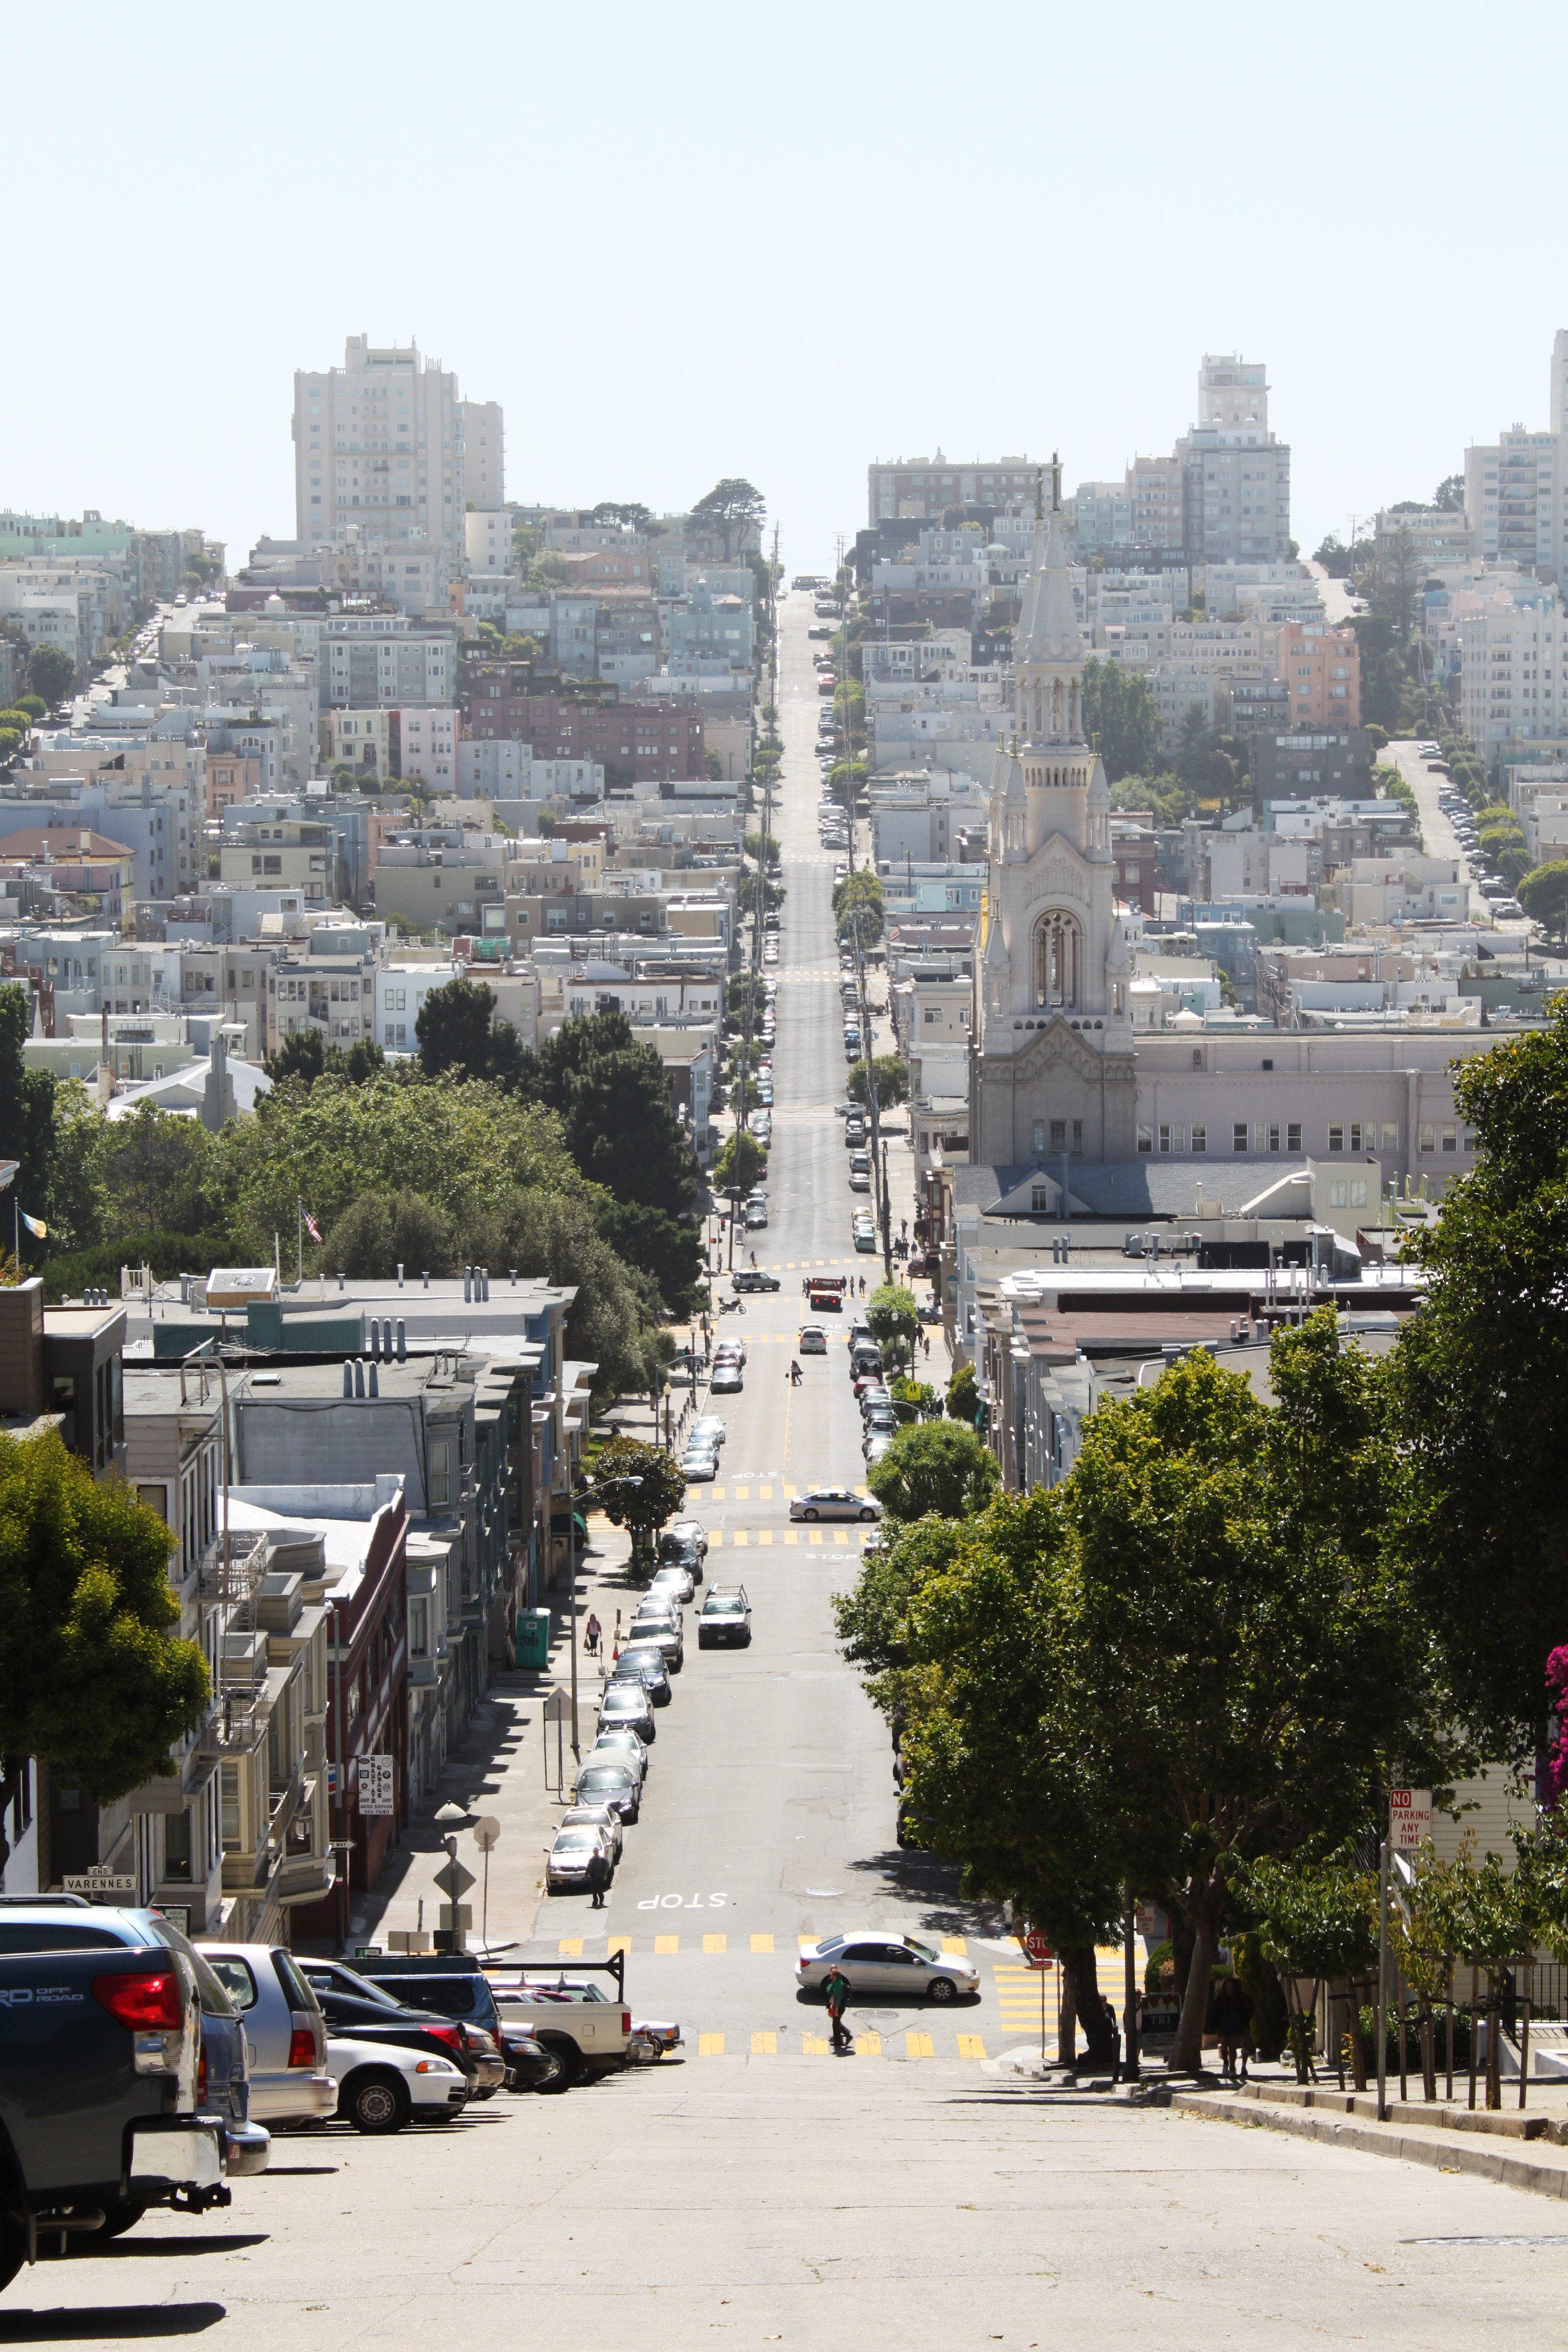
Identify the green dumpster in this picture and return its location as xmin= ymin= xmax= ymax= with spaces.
xmin=515 ymin=1607 xmax=551 ymax=1669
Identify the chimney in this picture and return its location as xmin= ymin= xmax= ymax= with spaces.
xmin=463 ymin=1266 xmax=473 ymax=1303
xmin=396 ymin=1319 xmax=406 ymax=1363
xmin=397 ymin=1263 xmax=404 ymax=1289
xmin=354 ymin=1359 xmax=366 ymax=1398
xmin=368 ymin=1361 xmax=379 ymax=1397
xmin=343 ymin=1361 xmax=353 ymax=1398
xmin=423 ymin=1270 xmax=430 ymax=1288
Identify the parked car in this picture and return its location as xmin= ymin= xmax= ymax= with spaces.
xmin=666 ymin=1517 xmax=708 ymax=1561
xmin=347 ymin=1956 xmax=515 ymax=2072
xmin=711 ymin=1362 xmax=744 ymax=1394
xmin=790 ymin=1486 xmax=882 ymax=1522
xmin=849 ymin=1167 xmax=871 ymax=1191
xmin=649 ymin=1560 xmax=695 ymax=1604
xmin=573 ymin=1760 xmax=642 ymax=1823
xmin=545 ymin=1822 xmax=617 ymax=1895
xmin=795 ymin=1933 xmax=980 ymax=2004
xmin=628 ymin=1603 xmax=685 ymax=1672
xmin=559 ymin=1801 xmax=625 ymax=1864
xmin=731 ymin=1269 xmax=781 ymax=1293
xmin=698 ymin=1585 xmax=753 ymax=1647
xmin=321 ymin=2034 xmax=468 ymax=2133
xmin=599 ymin=1680 xmax=657 ymax=1741
xmin=0 ymin=1900 xmax=266 ymax=2264
xmin=865 ymin=1434 xmax=894 ymax=1468
xmin=612 ymin=1640 xmax=673 ymax=1703
xmin=490 ymin=1973 xmax=634 ymax=2093
xmin=296 ymin=1961 xmax=492 ymax=2096
xmin=864 ymin=1408 xmax=897 ymax=1449
xmin=199 ymin=1942 xmax=336 ymax=2128
xmin=681 ymin=1445 xmax=719 ymax=1482
xmin=589 ymin=1727 xmax=649 ymax=1782
xmin=692 ymin=1409 xmax=730 ymax=1442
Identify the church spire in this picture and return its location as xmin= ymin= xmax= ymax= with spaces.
xmin=1014 ymin=449 xmax=1081 ymax=710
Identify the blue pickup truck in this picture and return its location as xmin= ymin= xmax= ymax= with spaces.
xmin=0 ymin=1899 xmax=262 ymax=2290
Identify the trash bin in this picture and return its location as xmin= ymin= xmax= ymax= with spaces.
xmin=515 ymin=1607 xmax=551 ymax=1670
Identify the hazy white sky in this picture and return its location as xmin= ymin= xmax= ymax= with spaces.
xmin=6 ymin=1 xmax=1567 ymax=576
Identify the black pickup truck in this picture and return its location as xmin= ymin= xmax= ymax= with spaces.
xmin=0 ymin=1935 xmax=230 ymax=2289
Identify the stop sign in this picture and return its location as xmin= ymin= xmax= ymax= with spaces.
xmin=1022 ymin=1929 xmax=1052 ymax=1968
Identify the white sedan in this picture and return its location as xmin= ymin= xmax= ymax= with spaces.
xmin=326 ymin=2035 xmax=469 ymax=2133
xmin=789 ymin=1486 xmax=882 ymax=1523
xmin=795 ymin=1934 xmax=980 ymax=2005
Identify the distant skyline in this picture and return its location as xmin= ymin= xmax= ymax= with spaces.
xmin=4 ymin=1 xmax=1566 ymax=579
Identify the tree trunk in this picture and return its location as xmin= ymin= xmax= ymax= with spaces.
xmin=1062 ymin=1946 xmax=1115 ymax=2071
xmin=1056 ymin=1963 xmax=1077 ymax=2068
xmin=1170 ymin=1908 xmax=1196 ymax=2012
xmin=1348 ymin=1979 xmax=1368 ymax=2092
xmin=1170 ymin=1910 xmax=1217 ymax=2075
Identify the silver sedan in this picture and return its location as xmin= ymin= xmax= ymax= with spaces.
xmin=795 ymin=1934 xmax=980 ymax=2005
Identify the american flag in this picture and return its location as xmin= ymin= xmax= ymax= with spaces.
xmin=302 ymin=1208 xmax=322 ymax=1243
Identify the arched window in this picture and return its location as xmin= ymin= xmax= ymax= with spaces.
xmin=1033 ymin=912 xmax=1082 ymax=1012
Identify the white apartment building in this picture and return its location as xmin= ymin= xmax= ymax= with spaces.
xmin=393 ymin=705 xmax=458 ymax=788
xmin=1463 ymin=333 xmax=1568 ymax=578
xmin=1198 ymin=353 xmax=1269 ymax=431
xmin=293 ymin=335 xmax=473 ymax=569
xmin=1459 ymin=593 xmax=1568 ymax=760
xmin=459 ymin=399 xmax=504 ymax=511
xmin=465 ymin=509 xmax=517 ymax=573
xmin=868 ymin=455 xmax=1041 ymax=524
xmin=324 ymin=616 xmax=454 ymax=709
xmin=456 ymin=739 xmax=603 ymax=799
xmin=377 ymin=960 xmax=457 ymax=1053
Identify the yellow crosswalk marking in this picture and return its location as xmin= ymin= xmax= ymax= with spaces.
xmin=751 ymin=1933 xmax=775 ymax=1953
xmin=803 ymin=2033 xmax=831 ymax=2054
xmin=759 ymin=1485 xmax=773 ymax=1501
xmin=751 ymin=2030 xmax=777 ymax=2054
xmin=857 ymin=2030 xmax=882 ymax=2055
xmin=704 ymin=1933 xmax=727 ymax=1954
xmin=557 ymin=1939 xmax=583 ymax=1957
xmin=758 ymin=1529 xmax=773 ymax=1546
xmin=607 ymin=1936 xmax=632 ymax=1956
xmin=784 ymin=1530 xmax=799 ymax=1546
xmin=942 ymin=1938 xmax=969 ymax=1957
xmin=957 ymin=2033 xmax=987 ymax=2059
xmin=833 ymin=1529 xmax=847 ymax=1545
xmin=808 ymin=1529 xmax=823 ymax=1545
xmin=904 ymin=2031 xmax=934 ymax=2058
xmin=798 ymin=1935 xmax=818 ymax=1950
xmin=734 ymin=1485 xmax=749 ymax=1501
xmin=654 ymin=1935 xmax=679 ymax=1954
xmin=698 ymin=2032 xmax=725 ymax=2056
xmin=711 ymin=1487 xmax=725 ymax=1502
xmin=783 ymin=1485 xmax=797 ymax=1498
xmin=733 ymin=1529 xmax=748 ymax=1546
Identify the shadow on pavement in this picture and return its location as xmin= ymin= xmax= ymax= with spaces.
xmin=0 ymin=2306 xmax=225 ymax=2340
xmin=89 ymin=2237 xmax=267 ymax=2260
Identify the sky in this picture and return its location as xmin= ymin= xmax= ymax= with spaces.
xmin=6 ymin=0 xmax=1568 ymax=579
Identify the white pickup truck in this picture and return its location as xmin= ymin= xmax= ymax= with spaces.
xmin=487 ymin=1968 xmax=635 ymax=2092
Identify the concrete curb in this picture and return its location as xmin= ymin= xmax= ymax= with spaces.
xmin=1170 ymin=2090 xmax=1568 ymax=2201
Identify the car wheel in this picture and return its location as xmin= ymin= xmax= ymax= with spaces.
xmin=0 ymin=2213 xmax=23 ymax=2293
xmin=343 ymin=2068 xmax=411 ymax=2134
xmin=804 ymin=1508 xmax=819 ymax=1521
xmin=860 ymin=1507 xmax=877 ymax=1521
xmin=92 ymin=2201 xmax=148 ymax=2242
xmin=523 ymin=2048 xmax=564 ymax=2092
xmin=534 ymin=2038 xmax=582 ymax=2094
xmin=928 ymin=1975 xmax=958 ymax=2005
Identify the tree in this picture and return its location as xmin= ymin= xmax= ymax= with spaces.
xmin=1396 ymin=997 xmax=1568 ymax=1757
xmin=589 ymin=1435 xmax=686 ymax=1567
xmin=26 ymin=644 xmax=76 ymax=707
xmin=712 ymin=1130 xmax=764 ymax=1198
xmin=516 ymin=1008 xmax=699 ymax=1221
xmin=0 ymin=983 xmax=56 ymax=1234
xmin=945 ymin=1359 xmax=979 ymax=1422
xmin=414 ymin=975 xmax=524 ymax=1085
xmin=1314 ymin=534 xmax=1351 ymax=578
xmin=833 ymin=869 xmax=883 ymax=947
xmin=847 ymin=1055 xmax=908 ymax=1111
xmin=0 ymin=1428 xmax=209 ymax=1825
xmin=743 ymin=830 xmax=781 ymax=871
xmin=867 ymin=1419 xmax=999 ymax=1521
xmin=1519 ymin=861 xmax=1568 ymax=933
xmin=588 ymin=501 xmax=651 ymax=532
xmin=1434 ymin=474 xmax=1466 ymax=514
xmin=591 ymin=1198 xmax=703 ymax=1318
xmin=95 ymin=1103 xmax=217 ymax=1237
xmin=1080 ymin=657 xmax=1162 ymax=783
xmin=689 ymin=478 xmax=765 ymax=562
xmin=266 ymin=1029 xmax=326 ymax=1085
xmin=321 ymin=1188 xmax=457 ymax=1277
xmin=865 ymin=1280 xmax=918 ymax=1369
xmin=704 ymin=746 xmax=726 ymax=780
xmin=735 ymin=871 xmax=784 ymax=920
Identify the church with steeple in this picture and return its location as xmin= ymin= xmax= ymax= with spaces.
xmin=969 ymin=458 xmax=1138 ymax=1168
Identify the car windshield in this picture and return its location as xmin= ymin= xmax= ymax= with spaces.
xmin=620 ymin=1643 xmax=665 ymax=1664
xmin=554 ymin=1829 xmax=598 ymax=1849
xmin=906 ymin=1937 xmax=938 ymax=1962
xmin=706 ymin=1600 xmax=744 ymax=1616
xmin=579 ymin=1767 xmax=632 ymax=1789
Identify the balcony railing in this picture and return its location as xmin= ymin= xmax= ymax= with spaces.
xmin=198 ymin=1531 xmax=268 ymax=1608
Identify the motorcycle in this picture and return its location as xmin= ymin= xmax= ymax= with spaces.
xmin=719 ymin=1294 xmax=746 ymax=1315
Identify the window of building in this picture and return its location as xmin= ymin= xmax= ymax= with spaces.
xmin=1441 ymin=1126 xmax=1458 ymax=1153
xmin=1191 ymin=1048 xmax=1204 ymax=1071
xmin=1031 ymin=1120 xmax=1045 ymax=1155
xmin=1328 ymin=1124 xmax=1344 ymax=1152
xmin=1419 ymin=1122 xmax=1435 ymax=1153
xmin=1030 ymin=1185 xmax=1051 ymax=1213
xmin=1380 ymin=1123 xmax=1398 ymax=1150
xmin=1233 ymin=1123 xmax=1248 ymax=1153
xmin=163 ymin=1807 xmax=193 ymax=1882
xmin=1050 ymin=1119 xmax=1067 ymax=1153
xmin=1137 ymin=1123 xmax=1153 ymax=1155
xmin=1191 ymin=1125 xmax=1207 ymax=1153
xmin=429 ymin=1442 xmax=451 ymax=1508
xmin=1159 ymin=1124 xmax=1172 ymax=1153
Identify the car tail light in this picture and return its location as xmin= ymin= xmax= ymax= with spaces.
xmin=93 ymin=1970 xmax=184 ymax=2032
xmin=422 ymin=2024 xmax=464 ymax=2054
xmin=197 ymin=2042 xmax=208 ymax=2104
xmin=622 ymin=2011 xmax=631 ymax=2035
xmin=288 ymin=2025 xmax=318 ymax=2069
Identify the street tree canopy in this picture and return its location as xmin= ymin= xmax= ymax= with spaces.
xmin=833 ymin=870 xmax=883 ymax=947
xmin=1396 ymin=996 xmax=1568 ymax=1757
xmin=1081 ymin=657 xmax=1162 ymax=782
xmin=866 ymin=1418 xmax=999 ymax=1521
xmin=0 ymin=1429 xmax=209 ymax=1816
xmin=846 ymin=1055 xmax=908 ymax=1111
xmin=713 ymin=1129 xmax=764 ymax=1199
xmin=416 ymin=975 xmax=526 ymax=1086
xmin=590 ymin=1435 xmax=686 ymax=1561
xmin=517 ymin=1008 xmax=699 ymax=1223
xmin=865 ymin=1281 xmax=919 ymax=1368
xmin=26 ymin=644 xmax=75 ymax=707
xmin=1519 ymin=863 xmax=1568 ymax=931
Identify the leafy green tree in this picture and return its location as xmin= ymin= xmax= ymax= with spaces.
xmin=26 ymin=644 xmax=76 ymax=706
xmin=415 ymin=975 xmax=526 ymax=1086
xmin=516 ymin=1008 xmax=699 ymax=1221
xmin=12 ymin=694 xmax=45 ymax=722
xmin=705 ymin=746 xmax=726 ymax=780
xmin=833 ymin=869 xmax=883 ymax=947
xmin=1519 ymin=861 xmax=1568 ymax=933
xmin=736 ymin=871 xmax=784 ymax=920
xmin=0 ymin=1429 xmax=209 ymax=1826
xmin=0 ymin=983 xmax=56 ymax=1234
xmin=588 ymin=501 xmax=652 ymax=532
xmin=1242 ymin=1852 xmax=1379 ymax=2084
xmin=832 ymin=1513 xmax=963 ymax=1673
xmin=689 ymin=478 xmax=765 ymax=561
xmin=945 ymin=1359 xmax=978 ymax=1422
xmin=1433 ymin=474 xmax=1466 ymax=513
xmin=1396 ymin=997 xmax=1568 ymax=1755
xmin=462 ymin=1187 xmax=669 ymax=1402
xmin=713 ymin=1130 xmax=764 ymax=1198
xmin=1080 ymin=657 xmax=1162 ymax=782
xmin=867 ymin=1418 xmax=999 ymax=1521
xmin=590 ymin=1434 xmax=686 ymax=1567
xmin=96 ymin=1103 xmax=217 ymax=1237
xmin=321 ymin=1188 xmax=457 ymax=1277
xmin=591 ymin=1198 xmax=703 ymax=1317
xmin=743 ymin=830 xmax=781 ymax=871
xmin=846 ymin=1055 xmax=906 ymax=1110
xmin=865 ymin=1280 xmax=918 ymax=1368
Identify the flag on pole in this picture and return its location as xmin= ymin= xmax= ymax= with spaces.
xmin=302 ymin=1208 xmax=322 ymax=1244
xmin=20 ymin=1212 xmax=47 ymax=1239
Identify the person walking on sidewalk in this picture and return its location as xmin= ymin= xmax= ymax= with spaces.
xmin=823 ymin=1962 xmax=853 ymax=2054
xmin=585 ymin=1611 xmax=601 ymax=1659
xmin=1212 ymin=1974 xmax=1253 ymax=2083
xmin=585 ymin=1842 xmax=611 ymax=1910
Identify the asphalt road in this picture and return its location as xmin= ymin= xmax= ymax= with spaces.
xmin=1385 ymin=737 xmax=1482 ymax=918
